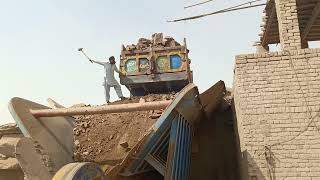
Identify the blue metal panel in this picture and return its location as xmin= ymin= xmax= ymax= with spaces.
xmin=165 ymin=115 xmax=192 ymax=180
xmin=121 ymin=84 xmax=201 ymax=180
xmin=122 ymin=112 xmax=175 ymax=175
xmin=129 ymin=88 xmax=146 ymax=96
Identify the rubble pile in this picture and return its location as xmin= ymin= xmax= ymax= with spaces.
xmin=73 ymin=94 xmax=175 ymax=172
xmin=122 ymin=33 xmax=181 ymax=51
xmin=0 ymin=123 xmax=24 ymax=180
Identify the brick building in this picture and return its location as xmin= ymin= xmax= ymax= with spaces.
xmin=234 ymin=0 xmax=320 ymax=179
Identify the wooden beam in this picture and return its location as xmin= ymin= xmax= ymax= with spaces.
xmin=302 ymin=2 xmax=320 ymax=40
xmin=30 ymin=100 xmax=172 ymax=117
xmin=261 ymin=2 xmax=276 ymax=46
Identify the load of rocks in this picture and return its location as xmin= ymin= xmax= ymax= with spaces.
xmin=122 ymin=33 xmax=181 ymax=51
xmin=72 ymin=94 xmax=175 ymax=173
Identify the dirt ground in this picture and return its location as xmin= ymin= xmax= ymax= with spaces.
xmin=73 ymin=94 xmax=174 ymax=173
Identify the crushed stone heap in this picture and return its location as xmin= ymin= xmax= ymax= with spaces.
xmin=122 ymin=33 xmax=181 ymax=52
xmin=72 ymin=94 xmax=175 ymax=172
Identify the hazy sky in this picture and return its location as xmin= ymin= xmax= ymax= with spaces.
xmin=0 ymin=0 xmax=263 ymax=124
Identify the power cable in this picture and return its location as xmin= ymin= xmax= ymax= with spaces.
xmin=168 ymin=0 xmax=266 ymax=22
xmin=241 ymin=51 xmax=320 ymax=149
xmin=263 ymin=145 xmax=320 ymax=179
xmin=268 ymin=51 xmax=320 ymax=147
xmin=271 ymin=149 xmax=320 ymax=161
xmin=184 ymin=0 xmax=214 ymax=9
xmin=243 ymin=50 xmax=320 ymax=171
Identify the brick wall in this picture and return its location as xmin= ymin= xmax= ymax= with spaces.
xmin=275 ymin=0 xmax=304 ymax=51
xmin=234 ymin=48 xmax=320 ymax=180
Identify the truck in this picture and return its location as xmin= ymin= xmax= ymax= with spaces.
xmin=119 ymin=33 xmax=193 ymax=96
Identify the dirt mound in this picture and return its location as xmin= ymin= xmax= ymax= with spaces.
xmin=73 ymin=94 xmax=174 ymax=173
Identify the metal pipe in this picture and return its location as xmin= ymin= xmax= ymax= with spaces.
xmin=30 ymin=100 xmax=172 ymax=118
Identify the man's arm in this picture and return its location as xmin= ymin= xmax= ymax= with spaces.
xmin=90 ymin=60 xmax=105 ymax=66
xmin=114 ymin=64 xmax=120 ymax=73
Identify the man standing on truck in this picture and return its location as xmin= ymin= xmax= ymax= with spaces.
xmin=89 ymin=56 xmax=126 ymax=103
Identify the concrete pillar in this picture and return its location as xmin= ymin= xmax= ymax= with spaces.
xmin=275 ymin=0 xmax=302 ymax=51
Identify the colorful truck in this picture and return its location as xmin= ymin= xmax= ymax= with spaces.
xmin=119 ymin=33 xmax=193 ymax=96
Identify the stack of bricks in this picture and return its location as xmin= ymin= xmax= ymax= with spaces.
xmin=275 ymin=0 xmax=304 ymax=51
xmin=234 ymin=49 xmax=320 ymax=179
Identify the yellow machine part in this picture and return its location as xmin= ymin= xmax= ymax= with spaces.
xmin=52 ymin=162 xmax=104 ymax=180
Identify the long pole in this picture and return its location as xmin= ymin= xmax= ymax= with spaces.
xmin=78 ymin=48 xmax=92 ymax=61
xmin=30 ymin=100 xmax=172 ymax=118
